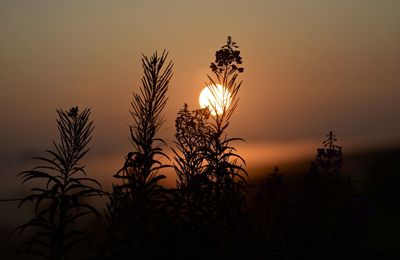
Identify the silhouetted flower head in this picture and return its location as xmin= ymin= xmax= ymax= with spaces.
xmin=175 ymin=104 xmax=210 ymax=141
xmin=68 ymin=106 xmax=79 ymax=118
xmin=210 ymin=36 xmax=244 ymax=76
xmin=309 ymin=131 xmax=343 ymax=178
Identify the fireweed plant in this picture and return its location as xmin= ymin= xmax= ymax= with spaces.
xmin=171 ymin=37 xmax=248 ymax=257
xmin=204 ymin=36 xmax=247 ymax=219
xmin=103 ymin=51 xmax=173 ymax=258
xmin=253 ymin=167 xmax=301 ymax=259
xmin=171 ymin=105 xmax=215 ymax=257
xmin=173 ymin=104 xmax=212 ymax=202
xmin=251 ymin=132 xmax=370 ymax=259
xmin=303 ymin=131 xmax=356 ymax=258
xmin=13 ymin=107 xmax=102 ymax=259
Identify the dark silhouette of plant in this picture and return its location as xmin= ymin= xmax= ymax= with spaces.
xmin=253 ymin=166 xmax=314 ymax=259
xmin=257 ymin=167 xmax=285 ymax=197
xmin=305 ymin=131 xmax=348 ymax=210
xmin=203 ymin=36 xmax=248 ymax=257
xmin=303 ymin=131 xmax=357 ymax=259
xmin=104 ymin=51 xmax=173 ymax=259
xmin=13 ymin=107 xmax=102 ymax=259
xmin=170 ymin=104 xmax=215 ymax=257
xmin=204 ymin=36 xmax=247 ymax=218
xmin=308 ymin=131 xmax=343 ymax=182
xmin=173 ymin=104 xmax=211 ymax=196
xmin=168 ymin=37 xmax=247 ymax=258
xmin=208 ymin=35 xmax=243 ymax=122
xmin=250 ymin=133 xmax=372 ymax=259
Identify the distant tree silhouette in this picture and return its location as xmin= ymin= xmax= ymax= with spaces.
xmin=14 ymin=107 xmax=102 ymax=260
xmin=104 ymin=51 xmax=173 ymax=259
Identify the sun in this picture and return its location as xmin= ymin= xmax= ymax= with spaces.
xmin=199 ymin=84 xmax=232 ymax=116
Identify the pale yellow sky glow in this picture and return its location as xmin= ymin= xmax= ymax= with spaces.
xmin=199 ymin=84 xmax=232 ymax=116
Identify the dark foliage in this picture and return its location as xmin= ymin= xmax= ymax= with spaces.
xmin=169 ymin=37 xmax=248 ymax=258
xmin=252 ymin=132 xmax=371 ymax=259
xmin=302 ymin=131 xmax=364 ymax=259
xmin=173 ymin=104 xmax=211 ymax=194
xmin=103 ymin=51 xmax=173 ymax=259
xmin=307 ymin=131 xmax=343 ymax=186
xmin=205 ymin=37 xmax=248 ymax=222
xmin=13 ymin=107 xmax=102 ymax=259
xmin=169 ymin=104 xmax=214 ymax=258
xmin=253 ymin=167 xmax=303 ymax=259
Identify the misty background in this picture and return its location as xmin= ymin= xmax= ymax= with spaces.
xmin=1 ymin=0 xmax=399 ymax=204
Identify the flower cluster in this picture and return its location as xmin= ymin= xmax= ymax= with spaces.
xmin=68 ymin=106 xmax=79 ymax=118
xmin=210 ymin=36 xmax=244 ymax=76
xmin=175 ymin=103 xmax=210 ymax=145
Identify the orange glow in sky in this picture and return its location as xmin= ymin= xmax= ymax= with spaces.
xmin=0 ymin=0 xmax=399 ymax=165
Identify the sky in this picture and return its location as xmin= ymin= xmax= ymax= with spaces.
xmin=1 ymin=1 xmax=400 ymax=185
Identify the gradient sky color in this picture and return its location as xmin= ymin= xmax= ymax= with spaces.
xmin=1 ymin=1 xmax=399 ymax=170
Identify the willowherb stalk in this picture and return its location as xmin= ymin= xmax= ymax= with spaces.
xmin=205 ymin=37 xmax=247 ymax=214
xmin=105 ymin=51 xmax=173 ymax=258
xmin=307 ymin=130 xmax=344 ymax=192
xmin=13 ymin=106 xmax=102 ymax=260
xmin=208 ymin=35 xmax=244 ymax=124
xmin=114 ymin=51 xmax=172 ymax=195
xmin=303 ymin=131 xmax=362 ymax=258
xmin=168 ymin=38 xmax=246 ymax=258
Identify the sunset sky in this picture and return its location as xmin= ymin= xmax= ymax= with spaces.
xmin=1 ymin=1 xmax=400 ymax=185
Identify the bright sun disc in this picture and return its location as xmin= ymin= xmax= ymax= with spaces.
xmin=199 ymin=84 xmax=232 ymax=115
